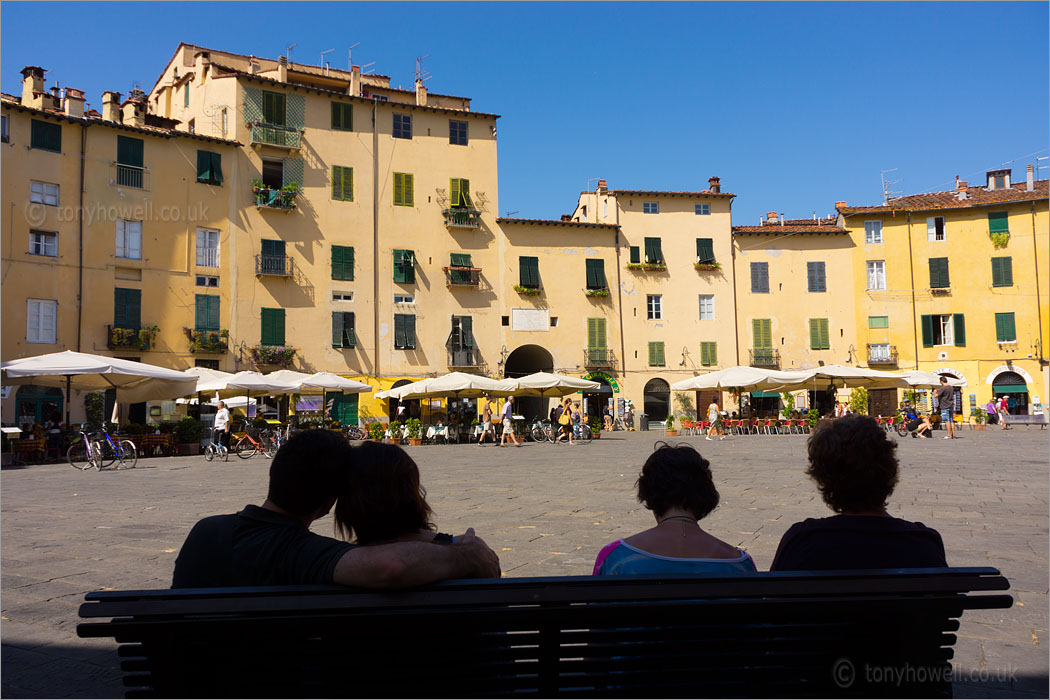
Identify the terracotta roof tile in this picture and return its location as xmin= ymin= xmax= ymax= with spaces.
xmin=608 ymin=189 xmax=735 ymax=199
xmin=840 ymin=181 xmax=1048 ymax=214
xmin=497 ymin=217 xmax=619 ymax=230
xmin=733 ymin=223 xmax=847 ymax=235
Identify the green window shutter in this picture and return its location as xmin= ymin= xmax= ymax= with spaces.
xmin=242 ymin=87 xmax=263 ymax=123
xmin=819 ymin=319 xmax=829 ymax=350
xmin=263 ymin=91 xmax=286 ymax=126
xmin=807 ymin=262 xmax=826 ymax=292
xmin=207 ymin=296 xmax=219 ymax=331
xmin=114 ymin=288 xmax=142 ymax=331
xmin=394 ymin=314 xmax=406 ymax=347
xmin=275 ymin=309 xmax=285 ymax=345
xmin=988 ymin=212 xmax=1009 ymax=234
xmin=285 ymin=93 xmax=304 ymax=129
xmin=696 ymin=238 xmax=714 ymax=263
xmin=450 ymin=179 xmax=461 ymax=207
xmin=709 ymin=342 xmax=717 ymax=366
xmin=461 ymin=316 xmax=474 ymax=348
xmin=587 ymin=318 xmax=607 ymax=349
xmin=195 ymin=294 xmax=208 ymax=331
xmin=648 ymin=342 xmax=657 ymax=366
xmin=753 ymin=319 xmax=771 ymax=349
xmin=751 ymin=262 xmax=768 ymax=293
xmin=331 ymin=166 xmax=353 ymax=201
xmin=701 ymin=342 xmax=718 ymax=366
xmin=393 ymin=249 xmax=415 ymax=284
xmin=261 ymin=308 xmax=285 ymax=346
xmin=393 ymin=173 xmax=403 ymax=205
xmin=261 ymin=239 xmax=285 ymax=258
xmin=519 ymin=256 xmax=539 ymax=287
xmin=920 ymin=315 xmax=934 ymax=347
xmin=346 ymin=312 xmax=356 ymax=347
xmin=331 ymin=166 xmax=341 ymax=200
xmin=331 ymin=246 xmax=354 ymax=281
xmin=929 ymin=258 xmax=949 ymax=288
xmin=209 ymin=152 xmax=223 ymax=184
xmin=404 ymin=174 xmax=414 ymax=206
xmin=114 ymin=289 xmax=127 ymax=328
xmin=991 ymin=257 xmax=1013 ymax=287
xmin=644 ymin=237 xmax=663 ymax=263
xmin=117 ymin=136 xmax=143 ymax=167
xmin=953 ymin=313 xmax=965 ymax=347
xmin=184 ymin=83 xmax=190 ymax=107
xmin=450 ymin=253 xmax=472 ymax=267
xmin=809 ymin=319 xmax=820 ymax=350
xmin=648 ymin=342 xmax=665 ymax=367
xmin=629 ymin=246 xmax=640 ymax=264
xmin=261 ymin=308 xmax=273 ymax=346
xmin=393 ymin=173 xmax=414 ymax=206
xmin=405 ymin=314 xmax=417 ymax=348
xmin=196 ymin=150 xmax=211 ymax=182
xmin=332 ymin=312 xmax=343 ymax=347
xmin=31 ymin=120 xmax=61 ymax=152
xmin=331 ymin=102 xmax=352 ymax=130
xmin=584 ymin=259 xmax=607 ymax=289
xmin=995 ymin=313 xmax=1016 ymax=342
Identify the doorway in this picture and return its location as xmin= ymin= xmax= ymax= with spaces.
xmin=15 ymin=385 xmax=63 ymax=429
xmin=388 ymin=379 xmax=420 ymax=422
xmin=643 ymin=378 xmax=670 ymax=422
xmin=582 ymin=377 xmax=613 ymax=422
xmin=504 ymin=344 xmax=554 ymax=421
xmin=993 ymin=371 xmax=1029 ymax=415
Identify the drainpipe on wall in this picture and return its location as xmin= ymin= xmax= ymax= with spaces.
xmin=76 ymin=121 xmax=88 ymax=352
xmin=906 ymin=213 xmax=919 ymax=369
xmin=1032 ymin=202 xmax=1045 ymax=362
xmin=730 ymin=209 xmax=741 ymax=367
xmin=614 ymin=202 xmax=626 ymax=384
xmin=372 ymin=97 xmax=380 ymax=380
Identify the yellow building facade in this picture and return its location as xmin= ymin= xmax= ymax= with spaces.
xmin=839 ymin=171 xmax=1049 ymax=419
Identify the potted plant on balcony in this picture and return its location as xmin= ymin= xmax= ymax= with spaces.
xmin=250 ymin=345 xmax=297 ymax=369
xmin=279 ymin=182 xmax=300 ymax=209
xmin=367 ymin=421 xmax=385 ymax=442
xmin=664 ymin=414 xmax=678 ymax=436
xmin=388 ymin=420 xmax=402 ymax=445
xmin=694 ymin=260 xmax=721 ymax=271
xmin=990 ymin=231 xmax=1010 ymax=248
xmin=641 ymin=261 xmax=667 ymax=272
xmin=406 ymin=418 xmax=422 ymax=446
xmin=626 ymin=262 xmax=643 ymax=270
xmin=173 ymin=416 xmax=203 ymax=456
xmin=585 ymin=288 xmax=610 ymax=297
xmin=513 ymin=284 xmax=542 ymax=296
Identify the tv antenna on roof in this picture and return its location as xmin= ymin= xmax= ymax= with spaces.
xmin=320 ymin=48 xmax=334 ymax=72
xmin=415 ymin=55 xmax=432 ymax=83
xmin=285 ymin=43 xmax=297 ymax=63
xmin=1037 ymin=156 xmax=1049 ymax=177
xmin=361 ymin=61 xmax=376 ymax=75
xmin=880 ymin=168 xmax=902 ymax=204
xmin=348 ymin=42 xmax=360 ymax=70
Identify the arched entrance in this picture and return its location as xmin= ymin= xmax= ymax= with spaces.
xmin=388 ymin=379 xmax=421 ymax=422
xmin=504 ymin=345 xmax=554 ymax=421
xmin=937 ymin=372 xmax=963 ymax=415
xmin=15 ymin=385 xmax=63 ymax=429
xmin=582 ymin=377 xmax=613 ymax=422
xmin=993 ymin=371 xmax=1029 ymax=415
xmin=643 ymin=378 xmax=670 ymax=422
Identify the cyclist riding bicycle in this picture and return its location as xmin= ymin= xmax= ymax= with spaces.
xmin=213 ymin=401 xmax=231 ymax=450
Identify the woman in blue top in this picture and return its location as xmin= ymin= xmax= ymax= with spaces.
xmin=593 ymin=443 xmax=755 ymax=575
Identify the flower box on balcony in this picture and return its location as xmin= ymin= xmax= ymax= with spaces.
xmin=108 ymin=325 xmax=158 ymax=351
xmin=442 ymin=208 xmax=482 ymax=229
xmin=641 ymin=263 xmax=667 ymax=272
xmin=252 ymin=181 xmax=299 ymax=211
xmin=249 ymin=345 xmax=297 ymax=368
xmin=626 ymin=262 xmax=643 ymax=270
xmin=513 ymin=284 xmax=542 ymax=296
xmin=185 ymin=328 xmax=229 ymax=354
xmin=584 ymin=288 xmax=610 ymax=297
xmin=694 ymin=261 xmax=721 ymax=271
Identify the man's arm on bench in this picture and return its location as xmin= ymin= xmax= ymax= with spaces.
xmin=333 ymin=528 xmax=500 ymax=588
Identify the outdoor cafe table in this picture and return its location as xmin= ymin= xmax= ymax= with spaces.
xmin=131 ymin=434 xmax=172 ymax=457
xmin=11 ymin=438 xmax=47 ymax=463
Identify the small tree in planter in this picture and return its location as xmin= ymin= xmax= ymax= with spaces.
xmin=972 ymin=407 xmax=988 ymax=430
xmin=589 ymin=416 xmax=602 ymax=439
xmin=406 ymin=418 xmax=422 ymax=446
xmin=806 ymin=409 xmax=821 ymax=429
xmin=665 ymin=414 xmax=678 ymax=436
xmin=388 ymin=420 xmax=402 ymax=445
xmin=849 ymin=387 xmax=870 ymax=416
xmin=173 ymin=416 xmax=203 ymax=455
xmin=368 ymin=421 xmax=385 ymax=442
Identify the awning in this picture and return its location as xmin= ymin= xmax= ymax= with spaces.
xmin=993 ymin=384 xmax=1028 ymax=393
xmin=751 ymin=391 xmax=780 ymax=398
xmin=583 ymin=385 xmax=613 ymax=395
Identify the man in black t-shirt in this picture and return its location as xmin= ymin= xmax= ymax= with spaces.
xmin=172 ymin=430 xmax=500 ymax=589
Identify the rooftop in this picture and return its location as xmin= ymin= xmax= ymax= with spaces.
xmin=497 ymin=217 xmax=620 ymax=230
xmin=606 ymin=189 xmax=736 ymax=199
xmin=839 ymin=180 xmax=1049 ymax=214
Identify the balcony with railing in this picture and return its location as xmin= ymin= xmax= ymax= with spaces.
xmin=107 ymin=324 xmax=157 ymax=351
xmin=255 ymin=254 xmax=294 ymax=277
xmin=186 ymin=329 xmax=229 ymax=354
xmin=249 ymin=123 xmax=302 ymax=150
xmin=253 ymin=183 xmax=299 ymax=211
xmin=116 ymin=164 xmax=144 ymax=188
xmin=583 ymin=348 xmax=616 ymax=368
xmin=749 ymin=348 xmax=780 ymax=368
xmin=867 ymin=344 xmax=898 ymax=366
xmin=442 ymin=208 xmax=482 ymax=229
xmin=448 ymin=348 xmax=482 ymax=368
xmin=196 ymin=247 xmax=219 ymax=268
xmin=444 ymin=265 xmax=481 ymax=287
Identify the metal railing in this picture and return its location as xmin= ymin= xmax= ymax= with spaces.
xmin=253 ymin=186 xmax=298 ymax=211
xmin=116 ymin=164 xmax=144 ymax=188
xmin=583 ymin=348 xmax=616 ymax=368
xmin=749 ymin=348 xmax=780 ymax=368
xmin=448 ymin=349 xmax=481 ymax=367
xmin=188 ymin=329 xmax=229 ymax=354
xmin=442 ymin=208 xmax=482 ymax=229
xmin=255 ymin=254 xmax=293 ymax=277
xmin=250 ymin=124 xmax=302 ymax=149
xmin=444 ymin=266 xmax=481 ymax=286
xmin=107 ymin=324 xmax=154 ymax=351
xmin=867 ymin=345 xmax=898 ymax=366
xmin=196 ymin=247 xmax=219 ymax=268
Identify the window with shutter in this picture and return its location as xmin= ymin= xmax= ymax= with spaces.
xmin=195 ymin=295 xmax=220 ymax=331
xmin=393 ymin=113 xmax=412 ymax=139
xmin=629 ymin=246 xmax=640 ymax=264
xmin=393 ymin=249 xmax=415 ymax=284
xmin=750 ymin=262 xmax=769 ymax=293
xmin=519 ymin=256 xmax=539 ymax=288
xmin=117 ymin=136 xmax=144 ymax=167
xmin=953 ymin=314 xmax=965 ymax=347
xmin=991 ymin=257 xmax=1013 ymax=287
xmin=988 ymin=212 xmax=1009 ymax=234
xmin=648 ymin=342 xmax=665 ymax=367
xmin=929 ymin=258 xmax=950 ymax=288
xmin=587 ymin=318 xmax=607 ymax=349
xmin=700 ymin=342 xmax=718 ymax=366
xmin=994 ymin=313 xmax=1016 ymax=342
xmin=331 ymin=166 xmax=354 ymax=201
xmin=753 ymin=319 xmax=772 ymax=348
xmin=31 ymin=120 xmax=62 ymax=152
xmin=696 ymin=238 xmax=714 ymax=264
xmin=114 ymin=288 xmax=142 ymax=331
xmin=331 ymin=102 xmax=353 ymax=131
xmin=809 ymin=318 xmax=830 ymax=350
xmin=393 ymin=173 xmax=414 ymax=206
xmin=196 ymin=150 xmax=223 ymax=185
xmin=869 ymin=316 xmax=889 ymax=329
xmin=450 ymin=178 xmax=473 ymax=208
xmin=260 ymin=308 xmax=285 ymax=346
xmin=331 ymin=246 xmax=354 ymax=281
xmin=920 ymin=315 xmax=934 ymax=347
xmin=927 ymin=217 xmax=945 ymax=241
xmin=332 ymin=312 xmax=356 ymax=348
xmin=585 ymin=259 xmax=607 ymax=289
xmin=806 ymin=261 xmax=826 ymax=292
xmin=262 ymin=91 xmax=286 ymax=126
xmin=643 ymin=237 xmax=663 ymax=264
xmin=393 ymin=314 xmax=417 ymax=349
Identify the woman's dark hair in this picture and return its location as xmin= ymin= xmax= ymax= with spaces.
xmin=267 ymin=430 xmax=350 ymax=517
xmin=636 ymin=442 xmax=720 ymax=520
xmin=806 ymin=415 xmax=899 ymax=513
xmin=335 ymin=442 xmax=434 ymax=544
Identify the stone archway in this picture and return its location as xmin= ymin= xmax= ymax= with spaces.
xmin=644 ymin=378 xmax=670 ymax=422
xmin=504 ymin=345 xmax=554 ymax=420
xmin=993 ymin=371 xmax=1029 ymax=414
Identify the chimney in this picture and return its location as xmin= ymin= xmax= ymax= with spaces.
xmin=415 ymin=78 xmax=428 ymax=107
xmin=779 ymin=213 xmax=785 ymax=226
xmin=560 ymin=214 xmax=572 ymax=222
xmin=102 ymin=91 xmax=122 ymax=122
xmin=20 ymin=66 xmax=45 ymax=108
xmin=1026 ymin=164 xmax=1035 ymax=192
xmin=278 ymin=55 xmax=288 ymax=83
xmin=765 ymin=211 xmax=778 ymax=223
xmin=708 ymin=176 xmax=721 ymax=193
xmin=122 ymin=90 xmax=146 ymax=127
xmin=249 ymin=56 xmax=261 ymax=75
xmin=47 ymin=85 xmax=62 ymax=109
xmin=956 ymin=179 xmax=967 ymax=192
xmin=348 ymin=64 xmax=361 ymax=96
xmin=986 ymin=169 xmax=1011 ymax=190
xmin=597 ymin=179 xmax=607 ymax=194
xmin=834 ymin=201 xmax=846 ymax=210
xmin=63 ymin=87 xmax=85 ymax=117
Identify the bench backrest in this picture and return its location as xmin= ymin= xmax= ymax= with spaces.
xmin=78 ymin=568 xmax=1010 ymax=698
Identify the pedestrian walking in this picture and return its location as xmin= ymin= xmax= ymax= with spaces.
xmin=706 ymin=398 xmax=724 ymax=441
xmin=477 ymin=396 xmax=495 ymax=445
xmin=499 ymin=396 xmax=522 ymax=447
xmin=998 ymin=396 xmax=1010 ymax=430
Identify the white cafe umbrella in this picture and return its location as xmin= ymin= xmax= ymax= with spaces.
xmin=296 ymin=372 xmax=371 ymax=422
xmin=2 ymin=350 xmax=198 ymax=427
xmin=670 ymin=366 xmax=810 ymax=392
xmin=773 ymin=365 xmax=912 ymax=393
xmin=497 ymin=372 xmax=600 ymax=398
xmin=898 ymin=370 xmax=967 ymax=388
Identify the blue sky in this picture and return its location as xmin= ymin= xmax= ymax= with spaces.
xmin=3 ymin=2 xmax=1047 ymax=223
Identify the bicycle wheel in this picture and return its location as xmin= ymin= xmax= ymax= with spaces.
xmin=204 ymin=444 xmax=216 ymax=462
xmin=117 ymin=440 xmax=138 ymax=469
xmin=895 ymin=421 xmax=908 ymax=437
xmin=67 ymin=442 xmax=95 ymax=471
xmin=234 ymin=438 xmax=257 ymax=459
xmin=530 ymin=425 xmax=544 ymax=443
xmin=261 ymin=433 xmax=278 ymax=459
xmin=97 ymin=440 xmax=118 ymax=469
xmin=579 ymin=425 xmax=593 ymax=443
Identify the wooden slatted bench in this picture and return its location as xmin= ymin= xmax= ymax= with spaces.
xmin=77 ymin=567 xmax=1011 ymax=698
xmin=1003 ymin=414 xmax=1047 ymax=428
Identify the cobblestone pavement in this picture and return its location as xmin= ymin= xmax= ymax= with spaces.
xmin=2 ymin=427 xmax=1047 ymax=697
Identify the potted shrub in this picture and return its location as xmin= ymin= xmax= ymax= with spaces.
xmin=388 ymin=420 xmax=402 ymax=445
xmin=406 ymin=418 xmax=422 ymax=446
xmin=665 ymin=414 xmax=678 ymax=436
xmin=806 ymin=409 xmax=821 ymax=430
xmin=972 ymin=407 xmax=988 ymax=430
xmin=173 ymin=416 xmax=203 ymax=456
xmin=513 ymin=284 xmax=542 ymax=296
xmin=367 ymin=421 xmax=385 ymax=442
xmin=589 ymin=416 xmax=602 ymax=439
xmin=584 ymin=288 xmax=610 ymax=297
xmin=694 ymin=261 xmax=721 ymax=271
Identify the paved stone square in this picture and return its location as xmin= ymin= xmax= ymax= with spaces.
xmin=2 ymin=427 xmax=1047 ymax=698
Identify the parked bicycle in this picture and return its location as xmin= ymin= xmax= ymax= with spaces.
xmin=203 ymin=429 xmax=229 ymax=462
xmin=573 ymin=421 xmax=594 ymax=443
xmin=529 ymin=418 xmax=555 ymax=443
xmin=231 ymin=426 xmax=277 ymax=459
xmin=345 ymin=424 xmax=365 ymax=440
xmin=67 ymin=425 xmax=137 ymax=471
